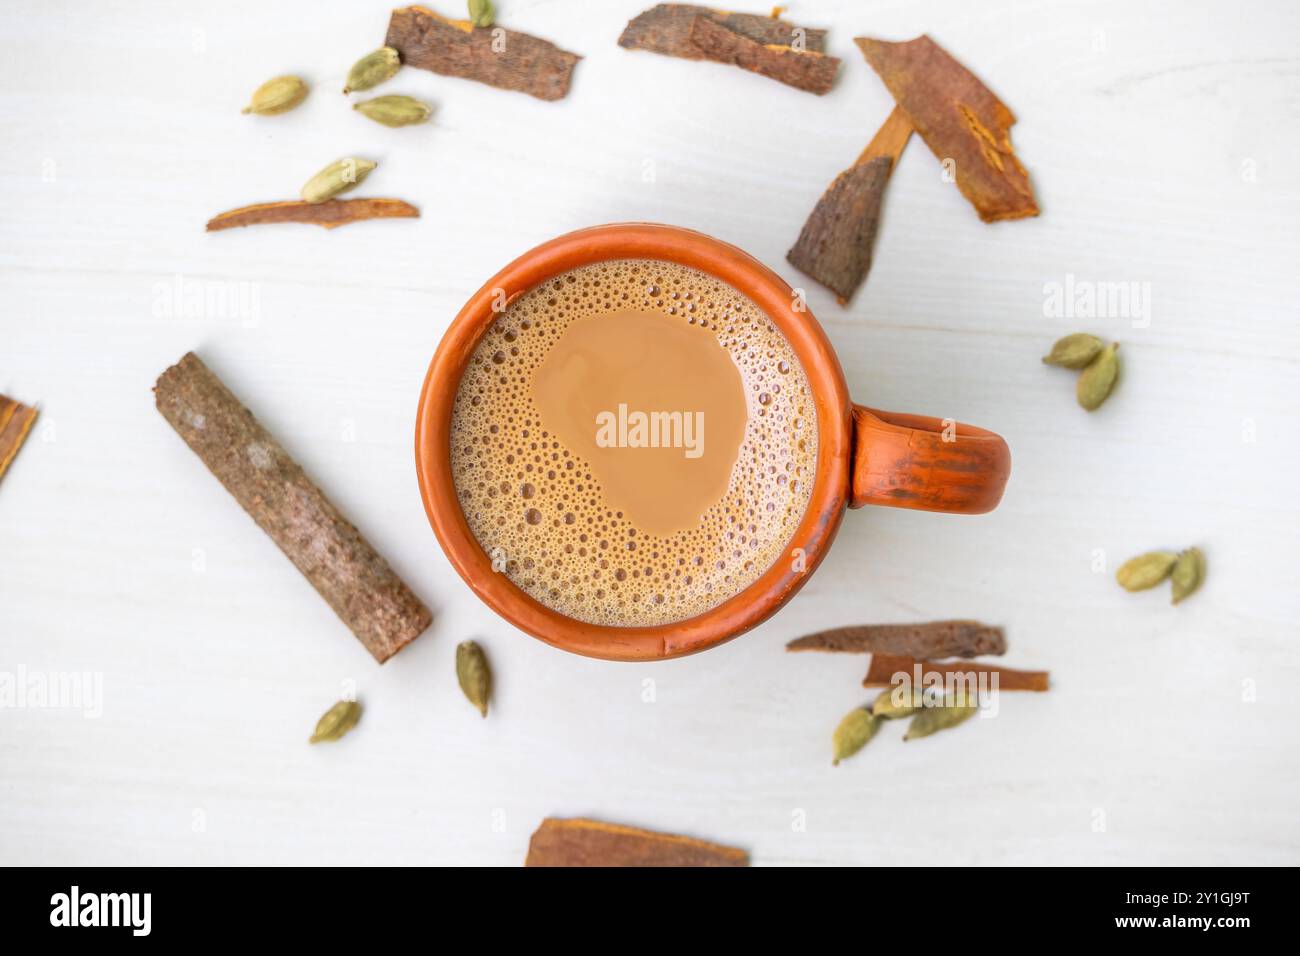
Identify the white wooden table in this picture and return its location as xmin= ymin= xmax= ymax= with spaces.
xmin=2 ymin=0 xmax=1298 ymax=866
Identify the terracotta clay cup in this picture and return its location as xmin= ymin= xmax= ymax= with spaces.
xmin=416 ymin=224 xmax=1010 ymax=661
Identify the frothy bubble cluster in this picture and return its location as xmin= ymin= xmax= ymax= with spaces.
xmin=449 ymin=259 xmax=818 ymax=627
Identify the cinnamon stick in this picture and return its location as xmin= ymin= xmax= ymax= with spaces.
xmin=206 ymin=198 xmax=420 ymax=232
xmin=385 ymin=5 xmax=581 ymax=101
xmin=619 ymin=4 xmax=828 ymax=58
xmin=0 ymin=395 xmax=39 ymax=486
xmin=620 ymin=4 xmax=837 ymax=93
xmin=786 ymin=106 xmax=912 ymax=302
xmin=154 ymin=353 xmax=431 ymax=663
xmin=864 ymin=654 xmax=1049 ymax=692
xmin=787 ymin=619 xmax=1005 ymax=659
xmin=854 ymin=35 xmax=1038 ymax=223
xmin=686 ymin=15 xmax=839 ymax=94
xmin=526 ymin=818 xmax=748 ymax=867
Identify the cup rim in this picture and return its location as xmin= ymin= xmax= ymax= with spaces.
xmin=415 ymin=223 xmax=852 ymax=660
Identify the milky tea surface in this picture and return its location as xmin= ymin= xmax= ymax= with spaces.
xmin=449 ymin=259 xmax=817 ymax=626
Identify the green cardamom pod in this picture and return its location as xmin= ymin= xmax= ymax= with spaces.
xmin=1170 ymin=547 xmax=1206 ymax=604
xmin=832 ymin=706 xmax=881 ymax=765
xmin=242 ymin=74 xmax=308 ymax=115
xmin=1116 ymin=550 xmax=1179 ymax=591
xmin=344 ymin=47 xmax=400 ymax=94
xmin=904 ymin=693 xmax=977 ymax=741
xmin=456 ymin=640 xmax=491 ymax=717
xmin=870 ymin=686 xmax=925 ymax=720
xmin=354 ymin=94 xmax=432 ymax=128
xmin=1076 ymin=342 xmax=1120 ymax=411
xmin=468 ymin=0 xmax=496 ymax=28
xmin=310 ymin=699 xmax=361 ymax=743
xmin=300 ymin=157 xmax=377 ymax=204
xmin=1042 ymin=332 xmax=1104 ymax=369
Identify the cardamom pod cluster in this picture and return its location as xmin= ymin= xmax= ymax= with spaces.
xmin=344 ymin=46 xmax=401 ymax=94
xmin=833 ymin=689 xmax=978 ymax=763
xmin=1117 ymin=547 xmax=1206 ymax=604
xmin=354 ymin=95 xmax=433 ymax=128
xmin=310 ymin=699 xmax=362 ymax=743
xmin=1042 ymin=332 xmax=1120 ymax=411
xmin=468 ymin=0 xmax=496 ymax=28
xmin=456 ymin=640 xmax=492 ymax=717
xmin=242 ymin=74 xmax=308 ymax=115
xmin=300 ymin=157 xmax=377 ymax=204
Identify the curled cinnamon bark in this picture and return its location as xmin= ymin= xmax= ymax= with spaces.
xmin=864 ymin=654 xmax=1049 ymax=692
xmin=0 ymin=396 xmax=39 ymax=486
xmin=620 ymin=4 xmax=828 ymax=57
xmin=786 ymin=106 xmax=913 ymax=302
xmin=787 ymin=619 xmax=1005 ymax=659
xmin=154 ymin=353 xmax=431 ymax=662
xmin=854 ymin=35 xmax=1038 ymax=223
xmin=687 ymin=15 xmax=838 ymax=94
xmin=386 ymin=5 xmax=581 ymax=101
xmin=526 ymin=818 xmax=748 ymax=867
xmin=620 ymin=4 xmax=838 ymax=92
xmin=206 ymin=198 xmax=419 ymax=232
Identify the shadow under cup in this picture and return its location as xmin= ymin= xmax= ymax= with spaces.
xmin=416 ymin=223 xmax=856 ymax=661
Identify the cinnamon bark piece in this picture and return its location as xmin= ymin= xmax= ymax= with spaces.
xmin=786 ymin=106 xmax=912 ymax=302
xmin=526 ymin=818 xmax=748 ymax=867
xmin=206 ymin=198 xmax=419 ymax=232
xmin=686 ymin=15 xmax=839 ymax=94
xmin=385 ymin=5 xmax=580 ymax=101
xmin=154 ymin=353 xmax=431 ymax=663
xmin=620 ymin=5 xmax=837 ymax=92
xmin=787 ymin=619 xmax=1005 ymax=659
xmin=864 ymin=654 xmax=1049 ymax=692
xmin=854 ymin=35 xmax=1038 ymax=223
xmin=0 ymin=396 xmax=39 ymax=486
xmin=619 ymin=4 xmax=827 ymax=58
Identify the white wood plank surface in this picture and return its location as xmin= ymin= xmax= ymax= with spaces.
xmin=2 ymin=0 xmax=1298 ymax=865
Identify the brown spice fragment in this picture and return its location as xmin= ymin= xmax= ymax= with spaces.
xmin=786 ymin=106 xmax=912 ymax=302
xmin=854 ymin=35 xmax=1038 ymax=223
xmin=0 ymin=396 xmax=39 ymax=486
xmin=385 ymin=5 xmax=580 ymax=101
xmin=854 ymin=103 xmax=915 ymax=167
xmin=864 ymin=654 xmax=1050 ymax=692
xmin=154 ymin=353 xmax=431 ymax=663
xmin=620 ymin=4 xmax=827 ymax=58
xmin=526 ymin=817 xmax=748 ymax=867
xmin=686 ymin=15 xmax=839 ymax=94
xmin=788 ymin=619 xmax=1006 ymax=659
xmin=206 ymin=198 xmax=419 ymax=232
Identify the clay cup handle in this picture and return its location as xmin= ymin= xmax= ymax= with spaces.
xmin=849 ymin=406 xmax=1011 ymax=515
